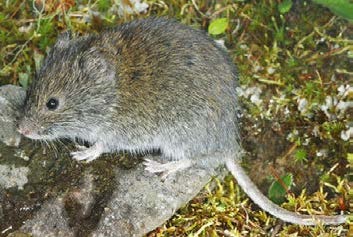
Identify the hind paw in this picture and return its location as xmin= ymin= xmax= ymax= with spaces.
xmin=143 ymin=158 xmax=192 ymax=179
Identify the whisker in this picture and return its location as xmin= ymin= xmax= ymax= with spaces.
xmin=56 ymin=139 xmax=71 ymax=153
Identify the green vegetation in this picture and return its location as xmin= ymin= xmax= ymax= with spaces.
xmin=208 ymin=18 xmax=229 ymax=35
xmin=0 ymin=0 xmax=352 ymax=236
xmin=313 ymin=0 xmax=353 ymax=21
xmin=268 ymin=173 xmax=293 ymax=205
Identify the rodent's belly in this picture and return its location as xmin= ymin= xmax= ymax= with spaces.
xmin=101 ymin=133 xmax=187 ymax=160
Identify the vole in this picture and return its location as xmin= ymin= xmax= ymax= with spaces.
xmin=17 ymin=17 xmax=347 ymax=225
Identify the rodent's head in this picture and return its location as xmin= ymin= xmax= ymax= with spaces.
xmin=18 ymin=32 xmax=117 ymax=141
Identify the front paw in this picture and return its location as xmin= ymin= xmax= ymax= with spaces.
xmin=71 ymin=150 xmax=97 ymax=162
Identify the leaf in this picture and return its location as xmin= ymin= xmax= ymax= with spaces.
xmin=268 ymin=173 xmax=293 ymax=204
xmin=18 ymin=72 xmax=29 ymax=89
xmin=313 ymin=0 xmax=353 ymax=21
xmin=33 ymin=50 xmax=44 ymax=73
xmin=208 ymin=18 xmax=229 ymax=35
xmin=347 ymin=153 xmax=353 ymax=164
xmin=278 ymin=0 xmax=293 ymax=14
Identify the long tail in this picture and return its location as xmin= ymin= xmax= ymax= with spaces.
xmin=225 ymin=158 xmax=347 ymax=225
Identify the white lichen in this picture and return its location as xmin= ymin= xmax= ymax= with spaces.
xmin=320 ymin=85 xmax=353 ymax=120
xmin=18 ymin=23 xmax=34 ymax=33
xmin=341 ymin=127 xmax=353 ymax=141
xmin=297 ymin=98 xmax=308 ymax=114
xmin=337 ymin=84 xmax=353 ymax=97
xmin=267 ymin=67 xmax=276 ymax=74
xmin=320 ymin=96 xmax=337 ymax=120
xmin=316 ymin=149 xmax=328 ymax=158
xmin=237 ymin=86 xmax=263 ymax=107
xmin=116 ymin=0 xmax=148 ymax=15
xmin=214 ymin=39 xmax=226 ymax=49
xmin=287 ymin=129 xmax=299 ymax=142
xmin=15 ymin=150 xmax=30 ymax=161
xmin=0 ymin=165 xmax=29 ymax=190
xmin=336 ymin=101 xmax=353 ymax=114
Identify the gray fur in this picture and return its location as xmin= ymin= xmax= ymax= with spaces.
xmin=21 ymin=18 xmax=240 ymax=164
xmin=18 ymin=18 xmax=347 ymax=225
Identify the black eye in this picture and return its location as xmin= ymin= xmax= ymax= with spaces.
xmin=46 ymin=98 xmax=59 ymax=110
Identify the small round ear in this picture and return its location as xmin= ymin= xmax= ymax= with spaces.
xmin=54 ymin=31 xmax=73 ymax=48
xmin=78 ymin=47 xmax=116 ymax=83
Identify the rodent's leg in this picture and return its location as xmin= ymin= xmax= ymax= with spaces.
xmin=143 ymin=158 xmax=192 ymax=179
xmin=70 ymin=142 xmax=104 ymax=162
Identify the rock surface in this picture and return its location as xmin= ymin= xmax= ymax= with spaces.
xmin=0 ymin=85 xmax=26 ymax=147
xmin=0 ymin=164 xmax=29 ymax=190
xmin=19 ymin=197 xmax=75 ymax=237
xmin=93 ymin=157 xmax=217 ymax=237
xmin=0 ymin=85 xmax=219 ymax=236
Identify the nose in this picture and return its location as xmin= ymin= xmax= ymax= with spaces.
xmin=17 ymin=126 xmax=31 ymax=136
xmin=17 ymin=121 xmax=31 ymax=136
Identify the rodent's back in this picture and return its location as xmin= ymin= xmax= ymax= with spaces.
xmin=99 ymin=18 xmax=240 ymax=159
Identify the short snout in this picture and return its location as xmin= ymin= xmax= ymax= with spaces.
xmin=16 ymin=118 xmax=42 ymax=140
xmin=17 ymin=123 xmax=31 ymax=136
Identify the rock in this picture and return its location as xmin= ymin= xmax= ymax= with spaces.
xmin=0 ymin=164 xmax=29 ymax=190
xmin=66 ymin=171 xmax=96 ymax=217
xmin=16 ymin=171 xmax=96 ymax=237
xmin=93 ymin=156 xmax=218 ymax=237
xmin=0 ymin=85 xmax=26 ymax=147
xmin=12 ymin=157 xmax=218 ymax=237
xmin=20 ymin=197 xmax=75 ymax=237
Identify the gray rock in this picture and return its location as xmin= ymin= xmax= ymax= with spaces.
xmin=20 ymin=197 xmax=75 ymax=237
xmin=0 ymin=85 xmax=26 ymax=146
xmin=93 ymin=156 xmax=218 ymax=237
xmin=15 ymin=159 xmax=216 ymax=237
xmin=70 ymin=171 xmax=96 ymax=217
xmin=0 ymin=164 xmax=29 ymax=190
xmin=17 ymin=171 xmax=96 ymax=237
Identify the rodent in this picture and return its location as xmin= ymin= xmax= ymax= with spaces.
xmin=17 ymin=17 xmax=347 ymax=225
